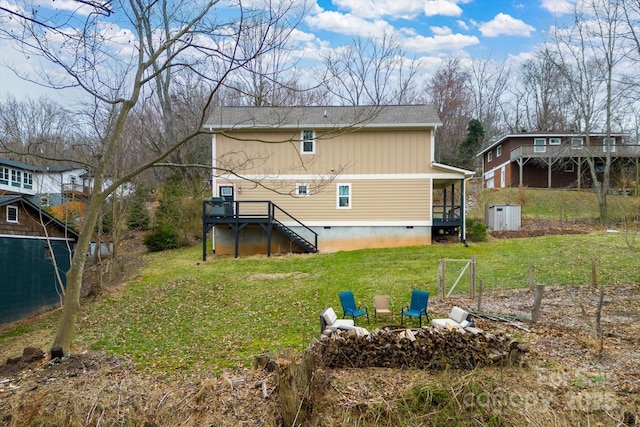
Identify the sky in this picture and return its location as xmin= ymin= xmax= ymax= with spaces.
xmin=0 ymin=0 xmax=576 ymax=104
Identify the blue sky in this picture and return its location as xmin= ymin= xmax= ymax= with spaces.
xmin=0 ymin=0 xmax=576 ymax=102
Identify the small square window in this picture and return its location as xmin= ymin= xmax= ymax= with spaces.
xmin=301 ymin=130 xmax=315 ymax=154
xmin=571 ymin=138 xmax=583 ymax=148
xmin=565 ymin=162 xmax=575 ymax=173
xmin=296 ymin=183 xmax=309 ymax=197
xmin=487 ymin=151 xmax=493 ymax=162
xmin=7 ymin=205 xmax=18 ymax=223
xmin=337 ymin=184 xmax=351 ymax=209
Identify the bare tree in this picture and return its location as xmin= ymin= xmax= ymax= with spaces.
xmin=547 ymin=0 xmax=628 ymax=220
xmin=0 ymin=0 xmax=302 ymax=355
xmin=426 ymin=58 xmax=473 ymax=164
xmin=318 ymin=32 xmax=420 ymax=106
xmin=467 ymin=57 xmax=511 ymax=141
xmin=518 ymin=49 xmax=573 ymax=132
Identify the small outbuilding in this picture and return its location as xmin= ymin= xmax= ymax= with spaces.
xmin=486 ymin=204 xmax=521 ymax=231
xmin=0 ymin=195 xmax=79 ymax=324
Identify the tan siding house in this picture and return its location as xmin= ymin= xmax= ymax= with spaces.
xmin=205 ymin=105 xmax=473 ymax=255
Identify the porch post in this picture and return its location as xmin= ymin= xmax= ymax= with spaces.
xmin=460 ymin=178 xmax=466 ymax=244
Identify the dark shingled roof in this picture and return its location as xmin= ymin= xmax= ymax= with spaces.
xmin=205 ymin=105 xmax=441 ymax=130
xmin=0 ymin=195 xmax=79 ymax=239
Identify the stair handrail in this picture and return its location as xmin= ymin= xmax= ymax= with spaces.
xmin=269 ymin=202 xmax=318 ymax=251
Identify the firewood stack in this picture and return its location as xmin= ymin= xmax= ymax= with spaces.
xmin=311 ymin=325 xmax=528 ymax=369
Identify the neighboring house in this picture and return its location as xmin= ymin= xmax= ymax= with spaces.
xmin=0 ymin=195 xmax=79 ymax=324
xmin=0 ymin=157 xmax=91 ymax=207
xmin=203 ymin=105 xmax=474 ymax=257
xmin=35 ymin=164 xmax=93 ymax=207
xmin=477 ymin=132 xmax=640 ymax=189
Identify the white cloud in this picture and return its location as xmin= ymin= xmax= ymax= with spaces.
xmin=457 ymin=20 xmax=469 ymax=30
xmin=479 ymin=13 xmax=535 ymax=37
xmin=540 ymin=0 xmax=574 ymax=15
xmin=401 ymin=32 xmax=479 ymax=53
xmin=305 ymin=10 xmax=395 ymax=38
xmin=331 ymin=0 xmax=423 ymax=20
xmin=423 ymin=0 xmax=463 ymax=17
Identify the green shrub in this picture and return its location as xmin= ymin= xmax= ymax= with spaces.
xmin=466 ymin=218 xmax=488 ymax=242
xmin=143 ymin=225 xmax=179 ymax=252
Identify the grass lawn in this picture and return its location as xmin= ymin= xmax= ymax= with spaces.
xmin=25 ymin=231 xmax=629 ymax=375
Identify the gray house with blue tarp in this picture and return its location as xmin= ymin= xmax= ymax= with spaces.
xmin=0 ymin=195 xmax=79 ymax=324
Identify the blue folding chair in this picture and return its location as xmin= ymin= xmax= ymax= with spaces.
xmin=338 ymin=290 xmax=369 ymax=324
xmin=401 ymin=289 xmax=430 ymax=327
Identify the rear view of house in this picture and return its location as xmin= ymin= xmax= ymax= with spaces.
xmin=204 ymin=105 xmax=473 ymax=256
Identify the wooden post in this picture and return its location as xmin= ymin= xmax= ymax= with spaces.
xmin=591 ymin=257 xmax=597 ymax=288
xmin=528 ymin=263 xmax=534 ymax=292
xmin=470 ymin=256 xmax=477 ymax=300
xmin=532 ymin=284 xmax=545 ymax=322
xmin=477 ymin=280 xmax=483 ymax=311
xmin=438 ymin=259 xmax=445 ymax=299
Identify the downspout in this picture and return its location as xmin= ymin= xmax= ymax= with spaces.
xmin=460 ymin=178 xmax=468 ymax=247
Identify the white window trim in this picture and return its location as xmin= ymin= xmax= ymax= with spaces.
xmin=603 ymin=137 xmax=616 ymax=153
xmin=549 ymin=138 xmax=561 ymax=145
xmin=296 ymin=183 xmax=309 ymax=197
xmin=487 ymin=151 xmax=493 ymax=162
xmin=7 ymin=205 xmax=18 ymax=223
xmin=534 ymin=138 xmax=546 ymax=153
xmin=337 ymin=183 xmax=351 ymax=209
xmin=301 ymin=130 xmax=315 ymax=154
xmin=571 ymin=137 xmax=583 ymax=149
xmin=565 ymin=162 xmax=575 ymax=173
xmin=496 ymin=145 xmax=502 ymax=157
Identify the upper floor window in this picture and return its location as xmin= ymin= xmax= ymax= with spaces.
xmin=496 ymin=145 xmax=502 ymax=157
xmin=337 ymin=183 xmax=351 ymax=209
xmin=301 ymin=130 xmax=315 ymax=154
xmin=23 ymin=173 xmax=33 ymax=189
xmin=6 ymin=205 xmax=18 ymax=223
xmin=70 ymin=174 xmax=78 ymax=184
xmin=0 ymin=167 xmax=8 ymax=185
xmin=550 ymin=138 xmax=561 ymax=145
xmin=603 ymin=137 xmax=616 ymax=153
xmin=11 ymin=170 xmax=21 ymax=187
xmin=534 ymin=138 xmax=546 ymax=153
xmin=296 ymin=183 xmax=309 ymax=197
xmin=487 ymin=151 xmax=493 ymax=162
xmin=571 ymin=138 xmax=583 ymax=149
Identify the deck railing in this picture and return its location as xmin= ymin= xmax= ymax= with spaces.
xmin=203 ymin=199 xmax=318 ymax=250
xmin=511 ymin=144 xmax=640 ymax=161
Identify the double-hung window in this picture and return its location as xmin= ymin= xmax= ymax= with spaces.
xmin=6 ymin=205 xmax=18 ymax=223
xmin=603 ymin=137 xmax=616 ymax=153
xmin=487 ymin=151 xmax=493 ymax=162
xmin=496 ymin=145 xmax=502 ymax=157
xmin=11 ymin=170 xmax=21 ymax=187
xmin=0 ymin=167 xmax=8 ymax=185
xmin=296 ymin=183 xmax=309 ymax=197
xmin=337 ymin=183 xmax=351 ymax=209
xmin=23 ymin=173 xmax=33 ymax=189
xmin=534 ymin=138 xmax=546 ymax=153
xmin=571 ymin=138 xmax=583 ymax=149
xmin=301 ymin=130 xmax=315 ymax=154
